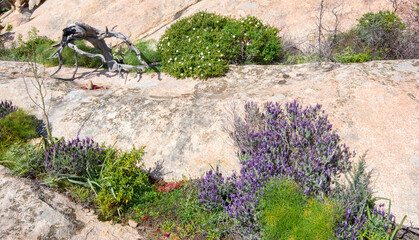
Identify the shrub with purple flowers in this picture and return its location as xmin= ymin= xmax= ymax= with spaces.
xmin=44 ymin=136 xmax=104 ymax=178
xmin=0 ymin=100 xmax=18 ymax=119
xmin=197 ymin=100 xmax=354 ymax=237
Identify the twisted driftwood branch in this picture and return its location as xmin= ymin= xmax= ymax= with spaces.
xmin=48 ymin=22 xmax=152 ymax=79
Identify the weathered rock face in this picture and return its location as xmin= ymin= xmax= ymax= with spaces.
xmin=1 ymin=0 xmax=416 ymax=45
xmin=0 ymin=165 xmax=145 ymax=240
xmin=0 ymin=60 xmax=418 ymax=226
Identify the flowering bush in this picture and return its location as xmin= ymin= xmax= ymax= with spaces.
xmin=0 ymin=100 xmax=17 ymax=119
xmin=158 ymin=12 xmax=282 ymax=79
xmin=197 ymin=100 xmax=354 ymax=237
xmin=44 ymin=136 xmax=104 ymax=177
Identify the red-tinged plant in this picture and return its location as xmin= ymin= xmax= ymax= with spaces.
xmin=156 ymin=228 xmax=160 ymax=231
xmin=141 ymin=215 xmax=148 ymax=221
xmin=154 ymin=180 xmax=186 ymax=192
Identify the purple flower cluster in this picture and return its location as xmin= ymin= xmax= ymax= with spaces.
xmin=45 ymin=136 xmax=104 ymax=177
xmin=335 ymin=203 xmax=395 ymax=239
xmin=335 ymin=209 xmax=368 ymax=239
xmin=0 ymin=100 xmax=18 ymax=119
xmin=197 ymin=100 xmax=354 ymax=237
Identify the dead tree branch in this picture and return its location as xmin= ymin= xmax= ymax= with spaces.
xmin=48 ymin=22 xmax=152 ymax=79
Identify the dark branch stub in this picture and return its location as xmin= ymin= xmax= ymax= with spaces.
xmin=48 ymin=22 xmax=151 ymax=79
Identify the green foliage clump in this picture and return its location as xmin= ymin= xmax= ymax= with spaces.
xmin=124 ymin=40 xmax=162 ymax=67
xmin=333 ymin=10 xmax=407 ymax=62
xmin=96 ymin=147 xmax=155 ymax=217
xmin=5 ymin=24 xmax=12 ymax=31
xmin=134 ymin=180 xmax=235 ymax=239
xmin=0 ymin=110 xmax=41 ymax=153
xmin=7 ymin=28 xmax=55 ymax=62
xmin=335 ymin=47 xmax=375 ymax=63
xmin=0 ymin=143 xmax=44 ymax=177
xmin=158 ymin=12 xmax=282 ymax=79
xmin=0 ymin=7 xmax=10 ymax=14
xmin=258 ymin=178 xmax=339 ymax=240
xmin=43 ymin=40 xmax=104 ymax=68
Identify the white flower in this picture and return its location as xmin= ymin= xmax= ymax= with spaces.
xmin=216 ymin=44 xmax=219 ymax=47
xmin=188 ymin=39 xmax=191 ymax=42
xmin=208 ymin=52 xmax=210 ymax=54
xmin=206 ymin=46 xmax=208 ymax=49
xmin=218 ymin=59 xmax=221 ymax=61
xmin=198 ymin=65 xmax=200 ymax=68
xmin=189 ymin=67 xmax=192 ymax=70
xmin=209 ymin=63 xmax=211 ymax=66
xmin=176 ymin=50 xmax=179 ymax=53
xmin=167 ymin=42 xmax=170 ymax=46
xmin=220 ymin=54 xmax=223 ymax=57
xmin=197 ymin=36 xmax=200 ymax=39
xmin=233 ymin=35 xmax=235 ymax=38
xmin=193 ymin=28 xmax=196 ymax=30
xmin=181 ymin=73 xmax=184 ymax=76
xmin=174 ymin=57 xmax=177 ymax=60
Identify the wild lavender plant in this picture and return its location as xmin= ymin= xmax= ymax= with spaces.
xmin=0 ymin=100 xmax=18 ymax=119
xmin=44 ymin=136 xmax=104 ymax=177
xmin=197 ymin=100 xmax=354 ymax=238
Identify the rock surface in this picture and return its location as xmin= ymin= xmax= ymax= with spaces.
xmin=0 ymin=165 xmax=146 ymax=240
xmin=0 ymin=60 xmax=418 ymax=226
xmin=1 ymin=0 xmax=416 ymax=46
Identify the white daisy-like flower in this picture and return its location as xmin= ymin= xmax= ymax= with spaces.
xmin=189 ymin=67 xmax=192 ymax=70
xmin=218 ymin=59 xmax=221 ymax=61
xmin=197 ymin=36 xmax=200 ymax=38
xmin=209 ymin=63 xmax=211 ymax=66
xmin=174 ymin=57 xmax=177 ymax=60
xmin=233 ymin=35 xmax=235 ymax=38
xmin=208 ymin=52 xmax=210 ymax=54
xmin=176 ymin=50 xmax=179 ymax=53
xmin=181 ymin=73 xmax=184 ymax=76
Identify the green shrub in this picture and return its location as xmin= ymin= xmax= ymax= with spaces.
xmin=96 ymin=147 xmax=155 ymax=217
xmin=124 ymin=40 xmax=161 ymax=66
xmin=0 ymin=143 xmax=44 ymax=177
xmin=258 ymin=178 xmax=339 ymax=240
xmin=0 ymin=110 xmax=41 ymax=153
xmin=44 ymin=40 xmax=103 ymax=68
xmin=335 ymin=47 xmax=375 ymax=63
xmin=5 ymin=24 xmax=12 ymax=32
xmin=158 ymin=12 xmax=282 ymax=79
xmin=0 ymin=8 xmax=10 ymax=14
